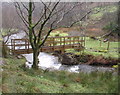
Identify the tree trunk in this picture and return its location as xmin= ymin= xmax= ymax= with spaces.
xmin=2 ymin=41 xmax=9 ymax=58
xmin=32 ymin=49 xmax=39 ymax=69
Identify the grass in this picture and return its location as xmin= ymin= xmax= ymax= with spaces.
xmin=1 ymin=29 xmax=18 ymax=36
xmin=1 ymin=55 xmax=119 ymax=93
xmin=65 ymin=37 xmax=119 ymax=59
xmin=91 ymin=12 xmax=103 ymax=20
xmin=84 ymin=37 xmax=119 ymax=58
xmin=49 ymin=31 xmax=68 ymax=37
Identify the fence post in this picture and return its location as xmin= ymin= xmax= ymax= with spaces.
xmin=81 ymin=36 xmax=83 ymax=46
xmin=25 ymin=39 xmax=27 ymax=53
xmin=84 ymin=36 xmax=85 ymax=47
xmin=60 ymin=37 xmax=61 ymax=46
xmin=53 ymin=38 xmax=54 ymax=51
xmin=78 ymin=37 xmax=79 ymax=44
xmin=70 ymin=37 xmax=71 ymax=46
xmin=11 ymin=39 xmax=13 ymax=54
xmin=61 ymin=37 xmax=65 ymax=53
xmin=73 ymin=37 xmax=75 ymax=44
xmin=28 ymin=39 xmax=29 ymax=53
xmin=13 ymin=39 xmax=15 ymax=55
xmin=107 ymin=41 xmax=110 ymax=50
xmin=100 ymin=40 xmax=102 ymax=47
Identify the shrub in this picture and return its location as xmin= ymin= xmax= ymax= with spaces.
xmin=103 ymin=22 xmax=118 ymax=33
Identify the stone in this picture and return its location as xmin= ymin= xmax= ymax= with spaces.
xmin=90 ymin=37 xmax=98 ymax=40
xmin=25 ymin=62 xmax=33 ymax=69
xmin=17 ymin=55 xmax=23 ymax=59
xmin=60 ymin=53 xmax=79 ymax=65
xmin=0 ymin=60 xmax=6 ymax=65
xmin=52 ymin=52 xmax=80 ymax=65
xmin=52 ymin=50 xmax=62 ymax=56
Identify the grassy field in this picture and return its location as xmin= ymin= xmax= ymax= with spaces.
xmin=1 ymin=56 xmax=118 ymax=93
xmin=84 ymin=37 xmax=119 ymax=58
xmin=63 ymin=36 xmax=119 ymax=59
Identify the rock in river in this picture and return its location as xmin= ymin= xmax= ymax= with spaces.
xmin=60 ymin=53 xmax=79 ymax=65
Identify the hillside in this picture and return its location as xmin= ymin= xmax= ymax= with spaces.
xmin=87 ymin=4 xmax=118 ymax=28
xmin=50 ymin=4 xmax=118 ymax=38
xmin=1 ymin=56 xmax=118 ymax=93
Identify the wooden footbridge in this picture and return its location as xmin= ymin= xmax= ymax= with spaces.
xmin=7 ymin=36 xmax=85 ymax=55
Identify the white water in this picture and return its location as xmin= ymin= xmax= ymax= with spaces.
xmin=22 ymin=53 xmax=81 ymax=73
xmin=4 ymin=31 xmax=116 ymax=73
xmin=22 ymin=53 xmax=62 ymax=70
xmin=22 ymin=53 xmax=115 ymax=73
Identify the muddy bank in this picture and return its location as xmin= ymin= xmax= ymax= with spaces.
xmin=81 ymin=55 xmax=119 ymax=67
xmin=23 ymin=52 xmax=117 ymax=74
xmin=52 ymin=51 xmax=119 ymax=67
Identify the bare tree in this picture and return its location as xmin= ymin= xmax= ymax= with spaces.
xmin=14 ymin=1 xmax=93 ymax=69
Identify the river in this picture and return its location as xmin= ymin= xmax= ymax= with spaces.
xmin=4 ymin=31 xmax=117 ymax=74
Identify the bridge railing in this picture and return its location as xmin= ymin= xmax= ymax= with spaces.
xmin=44 ymin=36 xmax=85 ymax=47
xmin=6 ymin=36 xmax=85 ymax=54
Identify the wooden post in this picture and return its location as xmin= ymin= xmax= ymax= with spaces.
xmin=84 ymin=36 xmax=85 ymax=47
xmin=53 ymin=38 xmax=54 ymax=51
xmin=48 ymin=38 xmax=51 ymax=47
xmin=28 ymin=39 xmax=29 ymax=53
xmin=70 ymin=37 xmax=71 ymax=45
xmin=60 ymin=37 xmax=61 ymax=46
xmin=25 ymin=39 xmax=27 ymax=51
xmin=81 ymin=37 xmax=83 ymax=46
xmin=78 ymin=37 xmax=80 ymax=52
xmin=73 ymin=37 xmax=75 ymax=44
xmin=100 ymin=40 xmax=102 ymax=47
xmin=82 ymin=36 xmax=84 ymax=54
xmin=78 ymin=37 xmax=81 ymax=53
xmin=11 ymin=39 xmax=13 ymax=54
xmin=64 ymin=37 xmax=65 ymax=45
xmin=107 ymin=41 xmax=110 ymax=50
xmin=78 ymin=37 xmax=79 ymax=44
xmin=50 ymin=42 xmax=51 ymax=47
xmin=13 ymin=39 xmax=15 ymax=55
xmin=66 ymin=37 xmax=68 ymax=45
xmin=62 ymin=37 xmax=65 ymax=53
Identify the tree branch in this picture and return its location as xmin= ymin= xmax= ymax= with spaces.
xmin=37 ymin=1 xmax=60 ymax=45
xmin=21 ymin=2 xmax=29 ymax=11
xmin=15 ymin=2 xmax=29 ymax=24
xmin=53 ymin=3 xmax=84 ymax=24
xmin=41 ymin=0 xmax=52 ymax=13
xmin=32 ymin=3 xmax=47 ymax=28
xmin=69 ymin=10 xmax=92 ymax=27
xmin=32 ymin=2 xmax=35 ymax=12
xmin=14 ymin=2 xmax=29 ymax=29
xmin=39 ymin=29 xmax=53 ymax=48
